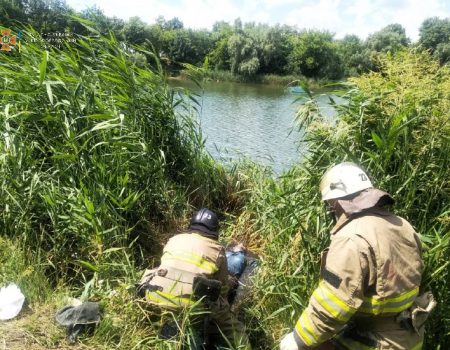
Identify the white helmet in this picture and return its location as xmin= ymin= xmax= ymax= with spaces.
xmin=320 ymin=162 xmax=373 ymax=201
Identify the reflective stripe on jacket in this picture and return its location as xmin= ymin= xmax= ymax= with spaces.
xmin=293 ymin=192 xmax=423 ymax=350
xmin=141 ymin=232 xmax=229 ymax=309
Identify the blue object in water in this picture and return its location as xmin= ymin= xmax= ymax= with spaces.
xmin=226 ymin=251 xmax=247 ymax=277
xmin=287 ymin=86 xmax=305 ymax=94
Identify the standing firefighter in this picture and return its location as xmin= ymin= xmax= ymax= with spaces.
xmin=138 ymin=208 xmax=251 ymax=350
xmin=281 ymin=162 xmax=436 ymax=350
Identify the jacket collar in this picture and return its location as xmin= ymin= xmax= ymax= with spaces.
xmin=330 ymin=188 xmax=394 ymax=235
xmin=330 ymin=213 xmax=350 ymax=235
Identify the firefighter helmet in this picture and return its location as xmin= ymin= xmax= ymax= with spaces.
xmin=320 ymin=162 xmax=373 ymax=201
xmin=189 ymin=208 xmax=219 ymax=237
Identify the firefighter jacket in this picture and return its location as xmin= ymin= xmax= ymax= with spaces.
xmin=293 ymin=189 xmax=424 ymax=350
xmin=140 ymin=231 xmax=229 ymax=309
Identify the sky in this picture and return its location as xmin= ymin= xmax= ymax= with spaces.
xmin=66 ymin=0 xmax=450 ymax=41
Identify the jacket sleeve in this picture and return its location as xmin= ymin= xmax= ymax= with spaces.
xmin=293 ymin=236 xmax=368 ymax=348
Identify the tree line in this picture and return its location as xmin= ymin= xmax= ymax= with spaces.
xmin=1 ymin=0 xmax=450 ymax=80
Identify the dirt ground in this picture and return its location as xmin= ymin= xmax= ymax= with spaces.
xmin=0 ymin=305 xmax=94 ymax=350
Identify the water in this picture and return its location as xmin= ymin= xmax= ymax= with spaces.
xmin=171 ymin=80 xmax=338 ymax=174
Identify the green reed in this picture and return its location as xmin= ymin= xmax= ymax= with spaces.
xmin=226 ymin=49 xmax=449 ymax=349
xmin=0 ymin=26 xmax=233 ymax=286
xmin=1 ymin=29 xmax=448 ymax=350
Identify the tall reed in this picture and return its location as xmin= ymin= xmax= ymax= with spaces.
xmin=227 ymin=49 xmax=449 ymax=349
xmin=0 ymin=27 xmax=234 ymax=288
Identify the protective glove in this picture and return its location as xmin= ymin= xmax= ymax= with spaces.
xmin=280 ymin=332 xmax=299 ymax=350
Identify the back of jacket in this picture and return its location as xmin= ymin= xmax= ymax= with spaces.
xmin=293 ymin=208 xmax=424 ymax=350
xmin=335 ymin=208 xmax=423 ymax=349
xmin=144 ymin=232 xmax=229 ymax=309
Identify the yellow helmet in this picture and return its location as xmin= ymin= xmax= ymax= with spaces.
xmin=320 ymin=162 xmax=373 ymax=201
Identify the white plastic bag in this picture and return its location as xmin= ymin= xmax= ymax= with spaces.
xmin=0 ymin=283 xmax=25 ymax=320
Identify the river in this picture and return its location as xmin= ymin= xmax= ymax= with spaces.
xmin=171 ymin=80 xmax=338 ymax=174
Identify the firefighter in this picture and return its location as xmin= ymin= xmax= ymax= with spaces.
xmin=280 ymin=162 xmax=435 ymax=350
xmin=139 ymin=208 xmax=251 ymax=349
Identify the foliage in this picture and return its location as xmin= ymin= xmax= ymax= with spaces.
xmin=1 ymin=6 xmax=450 ymax=350
xmin=227 ymin=49 xmax=449 ymax=349
xmin=2 ymin=2 xmax=450 ymax=82
xmin=366 ymin=23 xmax=409 ymax=53
xmin=227 ymin=25 xmax=259 ymax=77
xmin=287 ymin=30 xmax=344 ymax=79
xmin=0 ymin=236 xmax=52 ymax=301
xmin=25 ymin=0 xmax=72 ymax=31
xmin=0 ymin=28 xmax=234 ymax=286
xmin=79 ymin=6 xmax=125 ymax=38
xmin=337 ymin=35 xmax=373 ymax=76
xmin=419 ymin=17 xmax=450 ymax=64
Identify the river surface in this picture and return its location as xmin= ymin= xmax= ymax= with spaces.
xmin=171 ymin=80 xmax=338 ymax=174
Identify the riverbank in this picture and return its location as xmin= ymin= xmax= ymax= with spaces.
xmin=1 ymin=39 xmax=449 ymax=350
xmin=172 ymin=69 xmax=335 ymax=90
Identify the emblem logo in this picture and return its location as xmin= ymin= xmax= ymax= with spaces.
xmin=1 ymin=29 xmax=21 ymax=52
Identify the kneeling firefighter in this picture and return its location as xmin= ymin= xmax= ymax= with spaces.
xmin=138 ymin=208 xmax=251 ymax=349
xmin=281 ymin=162 xmax=436 ymax=350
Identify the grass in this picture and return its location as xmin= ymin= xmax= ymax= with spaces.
xmin=0 ymin=24 xmax=252 ymax=350
xmin=226 ymin=49 xmax=449 ymax=349
xmin=0 ymin=25 xmax=238 ymax=278
xmin=0 ymin=26 xmax=448 ymax=350
xmin=175 ymin=68 xmax=331 ymax=90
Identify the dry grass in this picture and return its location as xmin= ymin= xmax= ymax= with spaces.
xmin=0 ymin=304 xmax=95 ymax=350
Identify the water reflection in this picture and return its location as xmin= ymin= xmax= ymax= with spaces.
xmin=171 ymin=80 xmax=338 ymax=174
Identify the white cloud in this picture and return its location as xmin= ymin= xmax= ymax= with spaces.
xmin=284 ymin=0 xmax=344 ymax=33
xmin=177 ymin=0 xmax=241 ymax=29
xmin=66 ymin=0 xmax=450 ymax=40
xmin=284 ymin=0 xmax=450 ymax=40
xmin=390 ymin=0 xmax=449 ymax=41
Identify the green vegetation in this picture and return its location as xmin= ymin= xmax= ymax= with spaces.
xmin=419 ymin=17 xmax=450 ymax=65
xmin=228 ymin=50 xmax=450 ymax=349
xmin=0 ymin=4 xmax=449 ymax=350
xmin=1 ymin=1 xmax=449 ymax=82
xmin=0 ymin=27 xmax=243 ymax=347
xmin=0 ymin=26 xmax=235 ymax=278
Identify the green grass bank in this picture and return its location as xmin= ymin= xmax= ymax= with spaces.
xmin=175 ymin=68 xmax=331 ymax=90
xmin=0 ymin=26 xmax=449 ymax=350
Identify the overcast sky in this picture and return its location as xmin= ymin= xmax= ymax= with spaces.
xmin=66 ymin=0 xmax=450 ymax=41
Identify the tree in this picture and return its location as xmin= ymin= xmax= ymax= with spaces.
xmin=287 ymin=30 xmax=343 ymax=79
xmin=155 ymin=16 xmax=184 ymax=31
xmin=338 ymin=35 xmax=372 ymax=76
xmin=419 ymin=17 xmax=450 ymax=64
xmin=123 ymin=16 xmax=149 ymax=45
xmin=164 ymin=17 xmax=183 ymax=30
xmin=0 ymin=0 xmax=72 ymax=32
xmin=245 ymin=24 xmax=292 ymax=75
xmin=434 ymin=42 xmax=450 ymax=65
xmin=228 ymin=30 xmax=259 ymax=77
xmin=0 ymin=0 xmax=28 ymax=27
xmin=208 ymin=21 xmax=233 ymax=70
xmin=162 ymin=28 xmax=212 ymax=66
xmin=27 ymin=0 xmax=72 ymax=32
xmin=227 ymin=24 xmax=260 ymax=77
xmin=366 ymin=23 xmax=409 ymax=53
xmin=79 ymin=6 xmax=125 ymax=38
